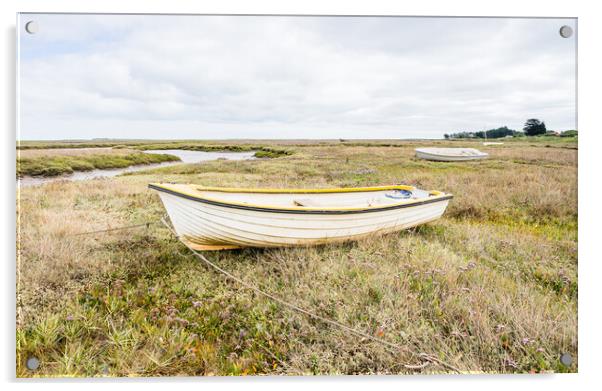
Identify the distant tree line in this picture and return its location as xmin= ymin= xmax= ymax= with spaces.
xmin=444 ymin=119 xmax=577 ymax=139
xmin=444 ymin=126 xmax=519 ymax=139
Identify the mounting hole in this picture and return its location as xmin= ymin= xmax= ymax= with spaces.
xmin=26 ymin=356 xmax=40 ymax=370
xmin=560 ymin=352 xmax=573 ymax=366
xmin=25 ymin=21 xmax=38 ymax=34
xmin=559 ymin=25 xmax=573 ymax=38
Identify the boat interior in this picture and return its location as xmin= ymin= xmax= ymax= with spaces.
xmin=152 ymin=184 xmax=445 ymax=209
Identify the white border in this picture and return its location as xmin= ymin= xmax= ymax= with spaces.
xmin=3 ymin=1 xmax=600 ymax=390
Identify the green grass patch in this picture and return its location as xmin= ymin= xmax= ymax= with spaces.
xmin=128 ymin=143 xmax=292 ymax=159
xmin=17 ymin=153 xmax=181 ymax=177
xmin=253 ymin=149 xmax=293 ymax=158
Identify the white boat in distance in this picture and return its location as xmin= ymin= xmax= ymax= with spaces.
xmin=150 ymin=183 xmax=453 ymax=250
xmin=415 ymin=147 xmax=489 ymax=162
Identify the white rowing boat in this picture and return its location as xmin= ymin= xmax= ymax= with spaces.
xmin=483 ymin=142 xmax=504 ymax=146
xmin=415 ymin=147 xmax=488 ymax=161
xmin=150 ymin=183 xmax=453 ymax=250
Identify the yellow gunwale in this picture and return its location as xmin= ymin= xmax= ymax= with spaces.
xmin=150 ymin=183 xmax=452 ymax=212
xmin=189 ymin=184 xmax=416 ymax=194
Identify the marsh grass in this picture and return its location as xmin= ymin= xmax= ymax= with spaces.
xmin=17 ymin=151 xmax=180 ymax=177
xmin=122 ymin=143 xmax=292 ymax=158
xmin=16 ymin=139 xmax=577 ymax=376
xmin=17 ymin=144 xmax=291 ymax=178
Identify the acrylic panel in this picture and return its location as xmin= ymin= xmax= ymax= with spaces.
xmin=16 ymin=14 xmax=577 ymax=377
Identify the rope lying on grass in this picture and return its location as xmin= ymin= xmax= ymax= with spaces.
xmin=159 ymin=216 xmax=462 ymax=373
xmin=67 ymin=221 xmax=159 ymax=236
xmin=66 ymin=218 xmax=462 ymax=372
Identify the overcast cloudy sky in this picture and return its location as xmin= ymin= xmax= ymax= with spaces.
xmin=18 ymin=14 xmax=576 ymax=140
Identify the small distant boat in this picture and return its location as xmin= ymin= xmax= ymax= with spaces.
xmin=150 ymin=183 xmax=453 ymax=250
xmin=415 ymin=148 xmax=488 ymax=162
xmin=483 ymin=142 xmax=504 ymax=146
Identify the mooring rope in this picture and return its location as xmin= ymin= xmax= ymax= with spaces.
xmin=65 ymin=216 xmax=461 ymax=372
xmin=66 ymin=221 xmax=159 ymax=236
xmin=159 ymin=216 xmax=462 ymax=373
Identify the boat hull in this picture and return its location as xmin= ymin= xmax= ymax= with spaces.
xmin=415 ymin=149 xmax=488 ymax=162
xmin=155 ymin=189 xmax=451 ymax=250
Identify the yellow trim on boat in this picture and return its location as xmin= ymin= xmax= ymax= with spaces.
xmin=190 ymin=184 xmax=417 ymax=194
xmin=150 ymin=183 xmax=452 ymax=212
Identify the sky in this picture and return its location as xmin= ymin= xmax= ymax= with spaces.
xmin=18 ymin=14 xmax=577 ymax=140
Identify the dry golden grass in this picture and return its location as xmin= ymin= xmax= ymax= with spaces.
xmin=16 ymin=139 xmax=577 ymax=376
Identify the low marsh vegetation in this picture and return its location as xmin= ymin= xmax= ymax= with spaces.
xmin=17 ymin=152 xmax=180 ymax=177
xmin=17 ymin=142 xmax=292 ymax=177
xmin=16 ymin=139 xmax=577 ymax=376
xmin=125 ymin=143 xmax=292 ymax=158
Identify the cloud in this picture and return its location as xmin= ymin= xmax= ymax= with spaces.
xmin=18 ymin=15 xmax=576 ymax=140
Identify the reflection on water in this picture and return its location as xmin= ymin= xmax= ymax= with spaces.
xmin=18 ymin=150 xmax=256 ymax=187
